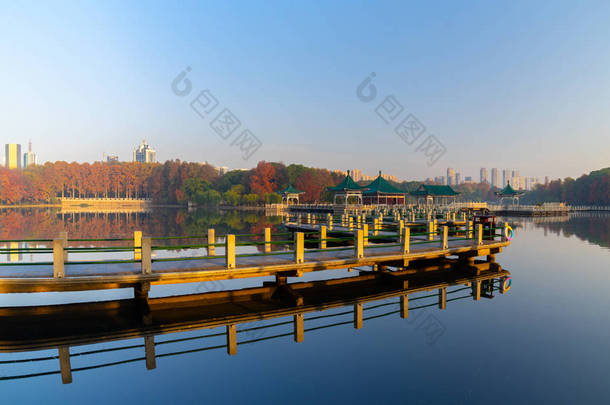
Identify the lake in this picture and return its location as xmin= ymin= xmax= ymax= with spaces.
xmin=0 ymin=208 xmax=609 ymax=404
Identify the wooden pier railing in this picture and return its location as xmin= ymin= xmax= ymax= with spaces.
xmin=0 ymin=212 xmax=512 ymax=297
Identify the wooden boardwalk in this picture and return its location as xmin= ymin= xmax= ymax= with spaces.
xmin=0 ymin=218 xmax=511 ymax=298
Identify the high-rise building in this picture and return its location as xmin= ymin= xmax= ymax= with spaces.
xmin=456 ymin=173 xmax=461 ymax=185
xmin=480 ymin=168 xmax=488 ymax=183
xmin=5 ymin=144 xmax=22 ymax=169
xmin=23 ymin=141 xmax=37 ymax=168
xmin=446 ymin=168 xmax=456 ymax=186
xmin=491 ymin=168 xmax=499 ymax=188
xmin=133 ymin=139 xmax=156 ymax=163
xmin=502 ymin=169 xmax=511 ymax=187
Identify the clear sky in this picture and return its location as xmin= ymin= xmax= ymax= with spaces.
xmin=2 ymin=0 xmax=609 ymax=181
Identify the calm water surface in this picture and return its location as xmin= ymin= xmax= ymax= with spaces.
xmin=0 ymin=208 xmax=609 ymax=404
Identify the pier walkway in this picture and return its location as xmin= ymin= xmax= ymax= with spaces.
xmin=0 ymin=218 xmax=511 ymax=297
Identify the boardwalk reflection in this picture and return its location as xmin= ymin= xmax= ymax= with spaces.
xmin=0 ymin=260 xmax=511 ymax=384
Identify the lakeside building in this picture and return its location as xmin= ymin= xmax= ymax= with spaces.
xmin=410 ymin=184 xmax=460 ymax=206
xmin=327 ymin=170 xmax=368 ymax=204
xmin=5 ymin=144 xmax=21 ymax=169
xmin=133 ymin=139 xmax=156 ymax=163
xmin=362 ymin=172 xmax=405 ymax=205
xmin=279 ymin=185 xmax=304 ymax=204
xmin=495 ymin=182 xmax=525 ymax=205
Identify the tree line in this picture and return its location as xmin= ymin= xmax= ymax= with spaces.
xmin=0 ymin=161 xmax=346 ymax=205
xmin=1 ymin=160 xmax=607 ymax=205
xmin=522 ymin=167 xmax=610 ymax=205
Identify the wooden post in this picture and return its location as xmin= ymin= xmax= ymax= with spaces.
xmin=400 ymin=295 xmax=408 ymax=319
xmin=207 ymin=228 xmax=216 ymax=256
xmin=438 ymin=287 xmax=447 ymax=309
xmin=467 ymin=221 xmax=473 ymax=239
xmin=363 ymin=224 xmax=369 ymax=246
xmin=348 ymin=216 xmax=353 ymax=231
xmin=319 ymin=225 xmax=327 ymax=249
xmin=307 ymin=213 xmax=311 ymax=224
xmin=226 ymin=324 xmax=237 ymax=355
xmin=374 ymin=218 xmax=379 ymax=236
xmin=475 ymin=224 xmax=483 ymax=245
xmin=440 ymin=226 xmax=448 ymax=250
xmin=353 ymin=303 xmax=363 ymax=329
xmin=59 ymin=231 xmax=69 ymax=262
xmin=134 ymin=230 xmax=142 ymax=261
xmin=398 ymin=219 xmax=404 ymax=242
xmin=141 ymin=237 xmax=152 ymax=274
xmin=145 ymin=335 xmax=156 ymax=370
xmin=58 ymin=346 xmax=72 ymax=384
xmin=264 ymin=227 xmax=271 ymax=253
xmin=53 ymin=238 xmax=65 ymax=278
xmin=294 ymin=232 xmax=304 ymax=264
xmin=327 ymin=213 xmax=333 ymax=231
xmin=293 ymin=313 xmax=304 ymax=343
xmin=472 ymin=280 xmax=481 ymax=301
xmin=225 ymin=234 xmax=236 ymax=269
xmin=354 ymin=229 xmax=363 ymax=259
xmin=403 ymin=227 xmax=410 ymax=255
xmin=503 ymin=221 xmax=509 ymax=241
xmin=427 ymin=221 xmax=434 ymax=241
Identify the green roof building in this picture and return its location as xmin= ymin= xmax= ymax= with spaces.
xmin=410 ymin=184 xmax=460 ymax=206
xmin=327 ymin=171 xmax=368 ymax=204
xmin=279 ymin=185 xmax=305 ymax=204
xmin=362 ymin=172 xmax=406 ymax=205
xmin=495 ymin=182 xmax=524 ymax=205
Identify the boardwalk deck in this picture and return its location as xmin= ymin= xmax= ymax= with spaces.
xmin=0 ymin=235 xmax=509 ymax=293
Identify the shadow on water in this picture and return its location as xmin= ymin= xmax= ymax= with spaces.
xmin=0 ymin=259 xmax=511 ymax=385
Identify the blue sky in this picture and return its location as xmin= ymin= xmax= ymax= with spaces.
xmin=1 ymin=0 xmax=609 ymax=181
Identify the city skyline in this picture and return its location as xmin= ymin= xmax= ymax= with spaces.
xmin=2 ymin=2 xmax=609 ymax=181
xmin=0 ymin=139 xmax=559 ymax=186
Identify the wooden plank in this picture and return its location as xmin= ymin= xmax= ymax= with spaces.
xmin=226 ymin=235 xmax=235 ymax=269
xmin=207 ymin=229 xmax=215 ymax=256
xmin=53 ymin=239 xmax=65 ymax=279
xmin=141 ymin=237 xmax=152 ymax=275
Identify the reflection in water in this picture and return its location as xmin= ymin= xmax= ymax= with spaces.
xmin=506 ymin=213 xmax=610 ymax=249
xmin=0 ymin=207 xmax=283 ymax=240
xmin=0 ymin=260 xmax=510 ymax=385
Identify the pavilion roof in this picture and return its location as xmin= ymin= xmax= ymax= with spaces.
xmin=495 ymin=182 xmax=524 ymax=196
xmin=279 ymin=185 xmax=304 ymax=195
xmin=327 ymin=172 xmax=368 ymax=192
xmin=409 ymin=184 xmax=460 ymax=197
xmin=363 ymin=172 xmax=405 ymax=195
